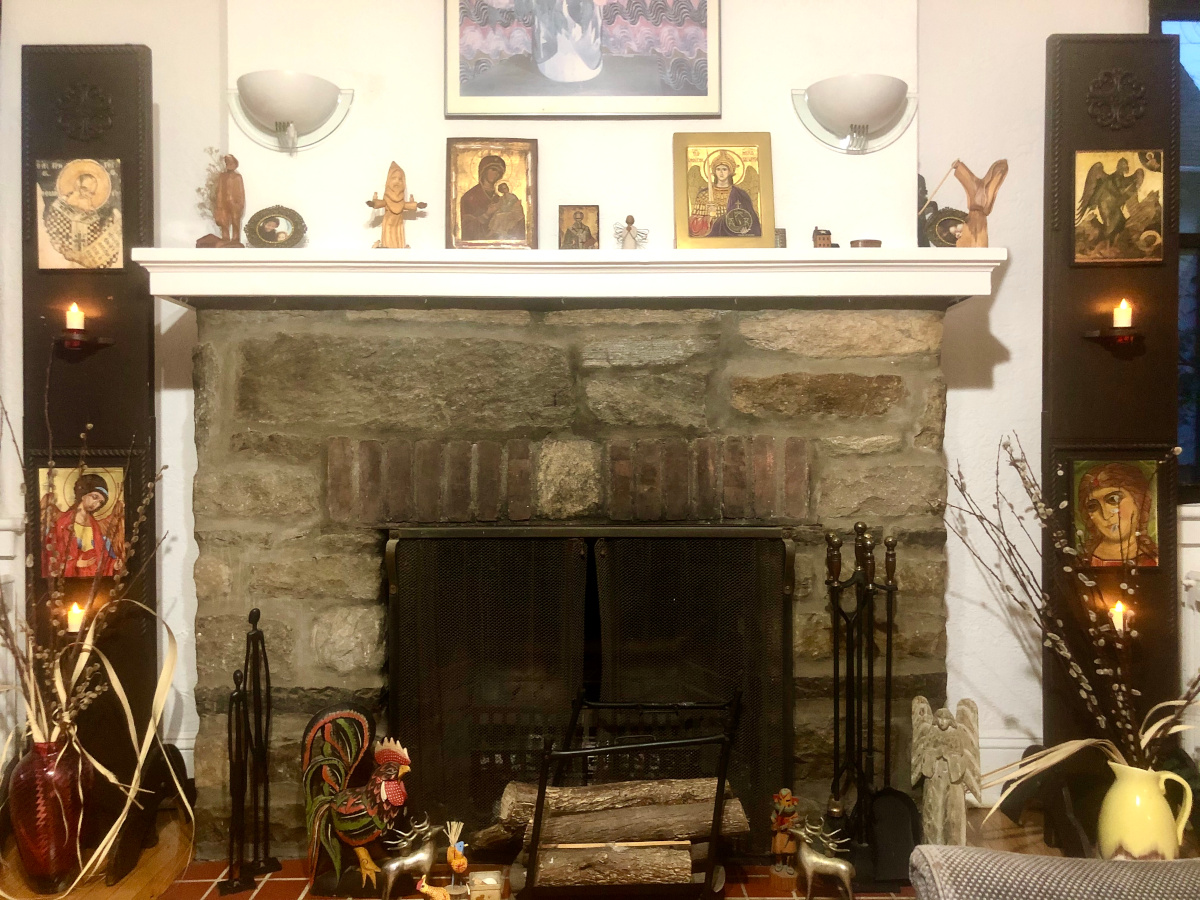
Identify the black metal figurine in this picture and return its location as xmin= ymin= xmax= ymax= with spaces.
xmin=243 ymin=608 xmax=280 ymax=875
xmin=218 ymin=670 xmax=256 ymax=895
xmin=825 ymin=524 xmax=918 ymax=885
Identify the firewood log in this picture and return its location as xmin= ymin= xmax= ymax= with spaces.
xmin=523 ymin=798 xmax=749 ymax=847
xmin=499 ymin=777 xmax=732 ymax=828
xmin=533 ymin=846 xmax=693 ymax=886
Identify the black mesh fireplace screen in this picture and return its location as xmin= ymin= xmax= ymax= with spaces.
xmin=387 ymin=527 xmax=793 ymax=856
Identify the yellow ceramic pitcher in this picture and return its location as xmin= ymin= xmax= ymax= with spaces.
xmin=1097 ymin=762 xmax=1193 ymax=859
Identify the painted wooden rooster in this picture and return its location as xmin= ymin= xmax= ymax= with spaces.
xmin=301 ymin=704 xmax=411 ymax=888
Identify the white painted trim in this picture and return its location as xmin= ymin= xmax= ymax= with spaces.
xmin=0 ymin=517 xmax=22 ymax=561
xmin=979 ymin=734 xmax=1037 ymax=804
xmin=131 ymin=247 xmax=1007 ymax=302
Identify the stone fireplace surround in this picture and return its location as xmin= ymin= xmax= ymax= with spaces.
xmin=133 ymin=247 xmax=1004 ymax=858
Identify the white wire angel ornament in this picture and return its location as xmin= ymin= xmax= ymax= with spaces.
xmin=911 ymin=697 xmax=981 ymax=845
xmin=614 ymin=215 xmax=648 ymax=249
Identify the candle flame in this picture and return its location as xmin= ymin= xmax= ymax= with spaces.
xmin=1113 ymin=600 xmax=1125 ymax=614
xmin=1118 ymin=299 xmax=1130 ymax=312
xmin=69 ymin=602 xmax=83 ymax=615
xmin=68 ymin=303 xmax=80 ymax=315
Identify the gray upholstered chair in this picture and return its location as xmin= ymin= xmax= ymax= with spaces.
xmin=910 ymin=844 xmax=1200 ymax=900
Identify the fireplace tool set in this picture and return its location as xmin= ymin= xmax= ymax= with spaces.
xmin=824 ymin=524 xmax=920 ymax=885
xmin=219 ymin=608 xmax=279 ymax=895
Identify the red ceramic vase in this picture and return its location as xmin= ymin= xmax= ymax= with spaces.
xmin=8 ymin=740 xmax=90 ymax=893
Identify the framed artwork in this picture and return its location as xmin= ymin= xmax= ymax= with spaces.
xmin=558 ymin=205 xmax=600 ymax=249
xmin=446 ymin=138 xmax=538 ymax=249
xmin=1074 ymin=149 xmax=1164 ymax=264
xmin=926 ymin=207 xmax=969 ymax=248
xmin=244 ymin=205 xmax=307 ymax=248
xmin=673 ymin=132 xmax=775 ymax=249
xmin=1067 ymin=456 xmax=1164 ymax=569
xmin=35 ymin=158 xmax=123 ymax=269
xmin=446 ymin=0 xmax=721 ymax=117
xmin=35 ymin=462 xmax=127 ymax=579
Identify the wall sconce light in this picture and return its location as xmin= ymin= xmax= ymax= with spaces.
xmin=1084 ymin=297 xmax=1141 ymax=348
xmin=229 ymin=70 xmax=353 ymax=154
xmin=57 ymin=301 xmax=113 ymax=355
xmin=792 ymin=74 xmax=917 ymax=154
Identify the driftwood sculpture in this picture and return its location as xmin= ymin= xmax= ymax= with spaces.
xmin=789 ymin=819 xmax=854 ymax=900
xmin=951 ymin=159 xmax=1008 ymax=248
xmin=911 ymin=697 xmax=981 ymax=845
xmin=367 ymin=162 xmax=427 ymax=248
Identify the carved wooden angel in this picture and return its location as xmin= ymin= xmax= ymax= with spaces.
xmin=911 ymin=697 xmax=981 ymax=845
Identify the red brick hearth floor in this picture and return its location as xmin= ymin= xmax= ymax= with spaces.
xmin=162 ymin=861 xmax=915 ymax=900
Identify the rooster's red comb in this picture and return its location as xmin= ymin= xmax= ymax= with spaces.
xmin=375 ymin=737 xmax=410 ymax=767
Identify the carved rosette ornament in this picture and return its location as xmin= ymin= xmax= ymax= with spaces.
xmin=1086 ymin=68 xmax=1146 ymax=130
xmin=56 ymin=83 xmax=115 ymax=141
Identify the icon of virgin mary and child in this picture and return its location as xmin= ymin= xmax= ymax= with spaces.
xmin=688 ymin=149 xmax=762 ymax=239
xmin=41 ymin=471 xmax=124 ymax=578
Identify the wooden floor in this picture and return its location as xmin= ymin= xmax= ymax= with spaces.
xmin=0 ymin=812 xmax=192 ymax=900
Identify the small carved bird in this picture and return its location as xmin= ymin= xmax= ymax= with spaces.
xmin=416 ymin=875 xmax=452 ymax=900
xmin=446 ymin=820 xmax=468 ymax=881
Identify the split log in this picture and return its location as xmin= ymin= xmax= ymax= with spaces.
xmin=524 ymin=798 xmax=749 ymax=847
xmin=499 ymin=778 xmax=732 ymax=827
xmin=470 ymin=822 xmax=521 ymax=851
xmin=534 ymin=846 xmax=693 ymax=887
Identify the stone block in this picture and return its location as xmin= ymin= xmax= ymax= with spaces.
xmin=915 ymin=376 xmax=948 ymax=451
xmin=384 ymin=440 xmax=413 ymax=522
xmin=730 ymin=373 xmax=906 ymax=419
xmin=722 ymin=437 xmax=749 ymax=519
xmin=229 ymin=431 xmax=323 ymax=464
xmin=248 ymin=540 xmax=382 ymax=603
xmin=586 ymin=371 xmax=707 ymax=428
xmin=894 ymin=609 xmax=948 ymax=659
xmin=196 ymin=613 xmax=293 ymax=688
xmin=344 ymin=309 xmax=532 ymax=325
xmin=475 ymin=440 xmax=502 ymax=522
xmin=414 ymin=440 xmax=442 ymax=522
xmin=236 ymin=333 xmax=574 ymax=432
xmin=506 ymin=440 xmax=532 ymax=521
xmin=739 ymin=310 xmax=943 ymax=358
xmin=193 ymin=343 xmax=219 ymax=454
xmin=544 ymin=309 xmax=724 ymax=327
xmin=355 ymin=440 xmax=385 ymax=523
xmin=819 ymin=435 xmax=906 ymax=456
xmin=193 ymin=554 xmax=232 ymax=605
xmin=895 ymin=551 xmax=948 ymax=595
xmin=693 ymin=437 xmax=719 ymax=519
xmin=784 ymin=438 xmax=810 ymax=520
xmin=443 ymin=441 xmax=473 ymax=522
xmin=607 ymin=440 xmax=633 ymax=520
xmin=661 ymin=439 xmax=690 ymax=521
xmin=194 ymin=465 xmax=320 ymax=522
xmin=751 ymin=435 xmax=776 ymax=518
xmin=311 ymin=604 xmax=386 ymax=675
xmin=634 ymin=440 xmax=663 ymax=521
xmin=580 ymin=335 xmax=719 ymax=369
xmin=536 ymin=440 xmax=601 ymax=519
xmin=794 ymin=610 xmax=834 ymax=662
xmin=326 ymin=437 xmax=355 ymax=524
xmin=793 ymin=700 xmax=837 ymax=780
xmin=817 ymin=464 xmax=946 ymax=519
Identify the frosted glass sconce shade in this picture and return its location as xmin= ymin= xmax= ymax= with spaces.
xmin=792 ymin=74 xmax=916 ymax=154
xmin=230 ymin=70 xmax=353 ymax=153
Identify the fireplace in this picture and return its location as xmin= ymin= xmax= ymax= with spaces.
xmin=386 ymin=527 xmax=792 ymax=854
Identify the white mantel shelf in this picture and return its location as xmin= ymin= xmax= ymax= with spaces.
xmin=131 ymin=247 xmax=1007 ymax=306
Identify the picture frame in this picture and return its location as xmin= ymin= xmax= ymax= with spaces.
xmin=926 ymin=207 xmax=969 ymax=248
xmin=446 ymin=0 xmax=721 ymax=118
xmin=558 ymin=205 xmax=600 ymax=250
xmin=244 ymin=205 xmax=307 ymax=248
xmin=1050 ymin=446 xmax=1177 ymax=571
xmin=673 ymin=132 xmax=775 ymax=249
xmin=35 ymin=158 xmax=124 ymax=270
xmin=446 ymin=138 xmax=538 ymax=249
xmin=1073 ymin=149 xmax=1164 ymax=265
xmin=25 ymin=449 xmax=143 ymax=581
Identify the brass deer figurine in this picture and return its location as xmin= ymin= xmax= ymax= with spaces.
xmin=788 ymin=818 xmax=855 ymax=900
xmin=379 ymin=814 xmax=444 ymax=900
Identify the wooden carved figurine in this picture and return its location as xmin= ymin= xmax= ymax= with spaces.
xmin=951 ymin=159 xmax=1008 ymax=247
xmin=380 ymin=815 xmax=444 ymax=900
xmin=367 ymin=162 xmax=427 ymax=248
xmin=416 ymin=875 xmax=452 ymax=900
xmin=301 ymin=704 xmax=411 ymax=888
xmin=911 ymin=697 xmax=981 ymax=845
xmin=789 ymin=818 xmax=855 ymax=900
xmin=614 ymin=215 xmax=648 ymax=249
xmin=770 ymin=788 xmax=800 ymax=870
xmin=214 ymin=155 xmax=246 ymax=247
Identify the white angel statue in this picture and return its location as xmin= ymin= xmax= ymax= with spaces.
xmin=614 ymin=215 xmax=648 ymax=249
xmin=911 ymin=696 xmax=981 ymax=845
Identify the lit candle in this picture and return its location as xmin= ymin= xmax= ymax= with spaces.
xmin=1111 ymin=600 xmax=1127 ymax=635
xmin=1112 ymin=299 xmax=1132 ymax=329
xmin=66 ymin=602 xmax=85 ymax=633
xmin=65 ymin=303 xmax=85 ymax=331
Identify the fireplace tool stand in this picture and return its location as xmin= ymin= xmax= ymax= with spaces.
xmin=520 ymin=693 xmax=742 ymax=899
xmin=825 ymin=524 xmax=919 ymax=886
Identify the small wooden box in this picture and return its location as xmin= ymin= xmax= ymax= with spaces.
xmin=469 ymin=869 xmax=504 ymax=900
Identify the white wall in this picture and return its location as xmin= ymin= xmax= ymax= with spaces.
xmin=0 ymin=0 xmax=223 ymax=765
xmin=918 ymin=0 xmax=1150 ymax=788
